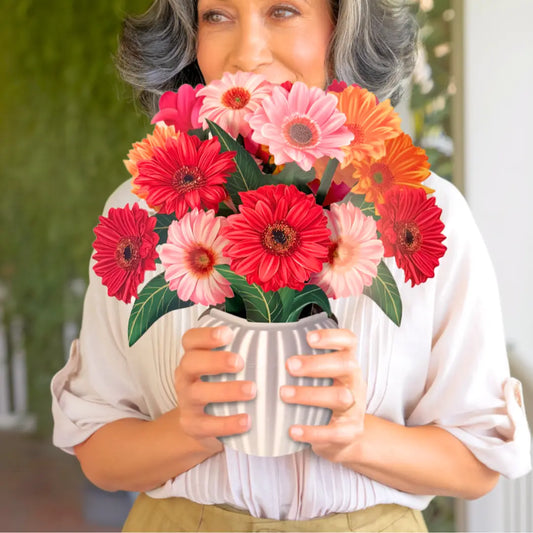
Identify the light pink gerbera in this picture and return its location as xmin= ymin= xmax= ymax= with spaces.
xmin=159 ymin=209 xmax=233 ymax=306
xmin=248 ymin=82 xmax=354 ymax=171
xmin=197 ymin=71 xmax=273 ymax=138
xmin=309 ymin=203 xmax=384 ymax=298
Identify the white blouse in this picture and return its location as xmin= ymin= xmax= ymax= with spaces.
xmin=51 ymin=174 xmax=531 ymax=520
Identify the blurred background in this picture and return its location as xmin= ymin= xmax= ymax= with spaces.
xmin=0 ymin=0 xmax=531 ymax=531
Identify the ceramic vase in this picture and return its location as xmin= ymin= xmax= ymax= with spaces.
xmin=198 ymin=307 xmax=337 ymax=457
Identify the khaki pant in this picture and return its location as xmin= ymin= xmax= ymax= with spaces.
xmin=123 ymin=493 xmax=428 ymax=532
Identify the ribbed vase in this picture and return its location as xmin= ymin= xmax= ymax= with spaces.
xmin=198 ymin=307 xmax=336 ymax=457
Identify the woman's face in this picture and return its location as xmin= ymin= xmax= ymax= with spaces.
xmin=196 ymin=0 xmax=335 ymax=87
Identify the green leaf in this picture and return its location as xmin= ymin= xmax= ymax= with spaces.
xmin=153 ymin=213 xmax=177 ymax=244
xmin=128 ymin=272 xmax=193 ymax=346
xmin=284 ymin=285 xmax=332 ymax=323
xmin=206 ymin=120 xmax=263 ymax=208
xmin=215 ymin=265 xmax=283 ymax=322
xmin=345 ymin=193 xmax=380 ymax=220
xmin=265 ymin=162 xmax=315 ymax=193
xmin=363 ymin=261 xmax=402 ymax=326
xmin=315 ymin=158 xmax=339 ymax=205
xmin=188 ymin=127 xmax=209 ymax=141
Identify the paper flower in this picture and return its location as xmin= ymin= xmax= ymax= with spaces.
xmin=248 ymin=82 xmax=354 ymax=171
xmin=222 ymin=184 xmax=331 ymax=292
xmin=350 ymin=133 xmax=433 ymax=204
xmin=151 ymin=84 xmax=204 ymax=133
xmin=92 ymin=204 xmax=159 ymax=303
xmin=124 ymin=124 xmax=180 ymax=179
xmin=197 ymin=71 xmax=272 ymax=138
xmin=133 ymin=133 xmax=236 ymax=218
xmin=159 ymin=209 xmax=233 ymax=305
xmin=309 ymin=203 xmax=384 ymax=298
xmin=377 ymin=187 xmax=447 ymax=286
xmin=334 ymin=85 xmax=402 ymax=168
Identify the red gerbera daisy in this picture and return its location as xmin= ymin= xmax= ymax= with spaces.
xmin=222 ymin=184 xmax=331 ymax=292
xmin=133 ymin=133 xmax=236 ymax=218
xmin=377 ymin=187 xmax=447 ymax=286
xmin=92 ymin=204 xmax=159 ymax=303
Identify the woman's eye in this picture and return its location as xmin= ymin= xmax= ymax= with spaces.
xmin=201 ymin=10 xmax=230 ymax=24
xmin=270 ymin=5 xmax=300 ymax=19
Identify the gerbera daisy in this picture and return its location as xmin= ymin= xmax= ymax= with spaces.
xmin=223 ymin=184 xmax=331 ymax=292
xmin=333 ymin=85 xmax=402 ymax=168
xmin=309 ymin=203 xmax=384 ymax=298
xmin=124 ymin=124 xmax=180 ymax=179
xmin=151 ymin=84 xmax=204 ymax=133
xmin=197 ymin=71 xmax=273 ymax=138
xmin=351 ymin=133 xmax=433 ymax=205
xmin=133 ymin=133 xmax=236 ymax=218
xmin=248 ymin=82 xmax=354 ymax=171
xmin=377 ymin=187 xmax=447 ymax=287
xmin=92 ymin=204 xmax=159 ymax=303
xmin=159 ymin=209 xmax=233 ymax=306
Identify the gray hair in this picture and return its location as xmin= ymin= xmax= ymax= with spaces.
xmin=116 ymin=0 xmax=418 ymax=115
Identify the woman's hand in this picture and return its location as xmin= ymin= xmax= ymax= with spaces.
xmin=174 ymin=325 xmax=256 ymax=453
xmin=280 ymin=328 xmax=366 ymax=463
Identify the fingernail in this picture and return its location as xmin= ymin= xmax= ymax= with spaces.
xmin=291 ymin=427 xmax=303 ymax=439
xmin=288 ymin=358 xmax=302 ymax=373
xmin=227 ymin=354 xmax=242 ymax=370
xmin=307 ymin=331 xmax=320 ymax=345
xmin=280 ymin=386 xmax=295 ymax=399
xmin=214 ymin=326 xmax=233 ymax=344
xmin=239 ymin=415 xmax=250 ymax=428
xmin=242 ymin=382 xmax=256 ymax=397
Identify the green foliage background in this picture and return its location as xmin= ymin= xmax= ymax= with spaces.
xmin=0 ymin=0 xmax=151 ymax=432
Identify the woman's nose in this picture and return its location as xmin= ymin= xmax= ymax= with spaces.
xmin=228 ymin=19 xmax=273 ymax=73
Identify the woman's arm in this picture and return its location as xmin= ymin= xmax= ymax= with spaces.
xmin=282 ymin=328 xmax=500 ymax=500
xmin=75 ymin=325 xmax=255 ymax=493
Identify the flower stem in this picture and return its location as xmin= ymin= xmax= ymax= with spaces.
xmin=315 ymin=158 xmax=339 ymax=205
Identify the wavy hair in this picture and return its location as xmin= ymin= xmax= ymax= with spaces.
xmin=116 ymin=0 xmax=418 ymax=115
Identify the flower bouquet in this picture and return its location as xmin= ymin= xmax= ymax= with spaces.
xmin=92 ymin=72 xmax=447 ymax=456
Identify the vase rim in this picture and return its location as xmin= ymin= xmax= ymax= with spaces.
xmin=208 ymin=307 xmax=331 ymax=330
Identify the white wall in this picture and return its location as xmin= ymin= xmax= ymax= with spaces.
xmin=464 ymin=0 xmax=533 ymax=378
xmin=459 ymin=2 xmax=533 ymax=531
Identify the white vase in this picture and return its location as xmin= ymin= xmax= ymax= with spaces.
xmin=198 ymin=307 xmax=337 ymax=457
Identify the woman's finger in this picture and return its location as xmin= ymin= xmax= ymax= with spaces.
xmin=306 ymin=328 xmax=357 ymax=351
xmin=185 ymin=380 xmax=256 ymax=407
xmin=177 ymin=349 xmax=243 ymax=381
xmin=280 ymin=384 xmax=355 ymax=412
xmin=180 ymin=412 xmax=251 ymax=439
xmin=181 ymin=326 xmax=234 ymax=351
xmin=286 ymin=351 xmax=359 ymax=380
xmin=289 ymin=421 xmax=361 ymax=445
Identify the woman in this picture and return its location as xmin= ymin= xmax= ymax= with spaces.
xmin=51 ymin=0 xmax=531 ymax=531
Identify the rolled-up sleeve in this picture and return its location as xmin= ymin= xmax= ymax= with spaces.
xmin=406 ymin=177 xmax=531 ymax=479
xmin=51 ymin=182 xmax=152 ymax=454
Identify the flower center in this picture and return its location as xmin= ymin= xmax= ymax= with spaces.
xmin=328 ymin=238 xmax=358 ymax=268
xmin=396 ymin=221 xmax=422 ymax=254
xmin=282 ymin=115 xmax=320 ymax=148
xmin=115 ymin=237 xmax=141 ymax=270
xmin=370 ymin=162 xmax=393 ymax=187
xmin=347 ymin=123 xmax=366 ymax=145
xmin=262 ymin=221 xmax=299 ymax=256
xmin=221 ymin=87 xmax=251 ymax=110
xmin=187 ymin=246 xmax=216 ymax=277
xmin=172 ymin=166 xmax=205 ymax=193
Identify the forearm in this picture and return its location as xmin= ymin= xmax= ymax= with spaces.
xmin=74 ymin=408 xmax=220 ymax=493
xmin=344 ymin=415 xmax=499 ymax=499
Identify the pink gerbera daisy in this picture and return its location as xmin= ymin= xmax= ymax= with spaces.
xmin=222 ymin=184 xmax=331 ymax=292
xmin=151 ymin=84 xmax=204 ymax=133
xmin=133 ymin=133 xmax=236 ymax=218
xmin=92 ymin=204 xmax=159 ymax=303
xmin=309 ymin=203 xmax=384 ymax=298
xmin=197 ymin=71 xmax=273 ymax=138
xmin=248 ymin=82 xmax=354 ymax=171
xmin=377 ymin=187 xmax=447 ymax=286
xmin=159 ymin=209 xmax=233 ymax=306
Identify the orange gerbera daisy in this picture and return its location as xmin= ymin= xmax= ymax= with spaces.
xmin=351 ymin=133 xmax=433 ymax=205
xmin=333 ymin=85 xmax=402 ymax=168
xmin=124 ymin=124 xmax=180 ymax=179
